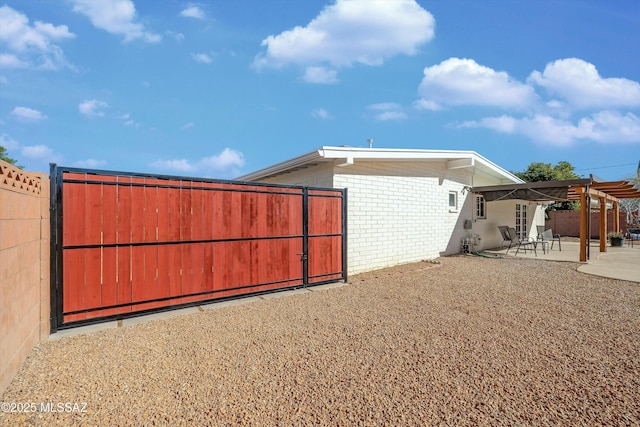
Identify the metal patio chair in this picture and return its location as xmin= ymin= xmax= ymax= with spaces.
xmin=497 ymin=226 xmax=512 ymax=249
xmin=506 ymin=227 xmax=537 ymax=256
xmin=626 ymin=228 xmax=640 ymax=247
xmin=536 ymin=225 xmax=561 ymax=251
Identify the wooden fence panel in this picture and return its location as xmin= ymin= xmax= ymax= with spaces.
xmin=52 ymin=168 xmax=345 ymax=329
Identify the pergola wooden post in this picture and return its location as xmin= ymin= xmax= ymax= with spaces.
xmin=613 ymin=201 xmax=620 ymax=234
xmin=580 ymin=190 xmax=588 ymax=262
xmin=599 ymin=196 xmax=607 ymax=253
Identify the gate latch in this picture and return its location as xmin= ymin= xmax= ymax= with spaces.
xmin=297 ymin=252 xmax=308 ymax=262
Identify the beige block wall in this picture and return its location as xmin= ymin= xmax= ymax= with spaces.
xmin=0 ymin=160 xmax=50 ymax=397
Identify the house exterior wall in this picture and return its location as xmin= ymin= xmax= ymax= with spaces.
xmin=333 ymin=161 xmax=469 ymax=273
xmin=250 ymin=159 xmax=543 ymax=274
xmin=471 ymin=200 xmax=546 ymax=249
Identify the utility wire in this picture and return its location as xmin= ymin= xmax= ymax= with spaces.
xmin=575 ymin=162 xmax=636 ymax=171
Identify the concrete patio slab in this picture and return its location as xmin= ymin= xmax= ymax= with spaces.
xmin=483 ymin=240 xmax=640 ymax=283
xmin=577 ymin=250 xmax=640 ymax=282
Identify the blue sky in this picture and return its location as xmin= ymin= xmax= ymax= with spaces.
xmin=1 ymin=0 xmax=639 ymax=181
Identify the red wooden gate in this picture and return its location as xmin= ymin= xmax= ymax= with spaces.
xmin=50 ymin=166 xmax=346 ymax=330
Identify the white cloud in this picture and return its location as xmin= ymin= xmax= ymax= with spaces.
xmin=418 ymin=58 xmax=538 ymax=110
xmin=303 ymin=66 xmax=338 ymax=84
xmin=367 ymin=102 xmax=406 ymax=121
xmin=151 ymin=148 xmax=245 ymax=176
xmin=459 ymin=111 xmax=640 ymax=146
xmin=20 ymin=144 xmax=62 ymax=162
xmin=430 ymin=56 xmax=640 ymax=147
xmin=368 ymin=102 xmax=401 ymax=111
xmin=73 ymin=158 xmax=107 ymax=168
xmin=166 ymin=30 xmax=184 ymax=42
xmin=412 ymin=99 xmax=441 ymax=111
xmin=191 ymin=52 xmax=213 ymax=64
xmin=70 ymin=0 xmax=160 ymax=43
xmin=0 ymin=133 xmax=19 ymax=150
xmin=311 ymin=108 xmax=333 ymax=119
xmin=0 ymin=53 xmax=28 ymax=68
xmin=115 ymin=113 xmax=138 ymax=126
xmin=182 ymin=122 xmax=195 ymax=130
xmin=254 ymin=0 xmax=434 ymax=82
xmin=0 ymin=5 xmax=75 ymax=70
xmin=528 ymin=58 xmax=640 ymax=110
xmin=459 ymin=115 xmax=517 ymax=133
xmin=376 ymin=111 xmax=407 ymax=121
xmin=150 ymin=158 xmax=195 ymax=172
xmin=198 ymin=148 xmax=245 ymax=171
xmin=578 ymin=111 xmax=640 ymax=143
xmin=0 ymin=135 xmax=63 ymax=167
xmin=11 ymin=106 xmax=47 ymax=122
xmin=180 ymin=4 xmax=207 ymax=20
xmin=79 ymin=99 xmax=109 ymax=118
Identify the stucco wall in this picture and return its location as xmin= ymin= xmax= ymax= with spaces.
xmin=472 ymin=200 xmax=546 ymax=249
xmin=0 ymin=160 xmax=50 ymax=396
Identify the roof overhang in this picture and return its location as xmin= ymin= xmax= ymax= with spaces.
xmin=472 ymin=177 xmax=640 ymax=203
xmin=237 ymin=146 xmax=524 ymax=185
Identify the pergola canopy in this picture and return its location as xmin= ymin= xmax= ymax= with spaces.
xmin=472 ymin=177 xmax=640 ymax=203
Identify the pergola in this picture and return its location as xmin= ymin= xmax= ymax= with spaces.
xmin=472 ymin=176 xmax=640 ymax=262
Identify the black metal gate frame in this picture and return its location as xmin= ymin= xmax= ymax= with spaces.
xmin=49 ymin=164 xmax=348 ymax=331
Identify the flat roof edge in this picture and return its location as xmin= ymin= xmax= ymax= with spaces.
xmin=238 ymin=146 xmax=523 ymax=184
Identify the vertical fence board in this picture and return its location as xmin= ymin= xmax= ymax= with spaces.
xmin=63 ymin=250 xmax=85 ymax=322
xmin=116 ymin=177 xmax=132 ymax=314
xmin=100 ymin=177 xmax=118 ymax=317
xmin=203 ymin=243 xmax=214 ymax=292
xmin=156 ymin=245 xmax=170 ymax=309
xmin=156 ymin=184 xmax=170 ymax=308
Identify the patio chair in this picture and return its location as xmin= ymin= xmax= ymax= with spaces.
xmin=497 ymin=226 xmax=512 ymax=249
xmin=626 ymin=228 xmax=640 ymax=248
xmin=506 ymin=227 xmax=537 ymax=256
xmin=536 ymin=225 xmax=562 ymax=251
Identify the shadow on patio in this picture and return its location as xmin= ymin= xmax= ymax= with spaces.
xmin=483 ymin=240 xmax=640 ymax=283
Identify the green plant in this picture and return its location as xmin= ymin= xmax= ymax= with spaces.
xmin=0 ymin=145 xmax=22 ymax=168
xmin=607 ymin=231 xmax=623 ymax=239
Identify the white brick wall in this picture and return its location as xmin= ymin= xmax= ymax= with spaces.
xmin=333 ymin=161 xmax=474 ymax=274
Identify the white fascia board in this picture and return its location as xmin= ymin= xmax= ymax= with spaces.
xmin=319 ymin=146 xmax=477 ymax=161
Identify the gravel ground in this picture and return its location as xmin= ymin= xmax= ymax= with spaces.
xmin=2 ymin=256 xmax=639 ymax=426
